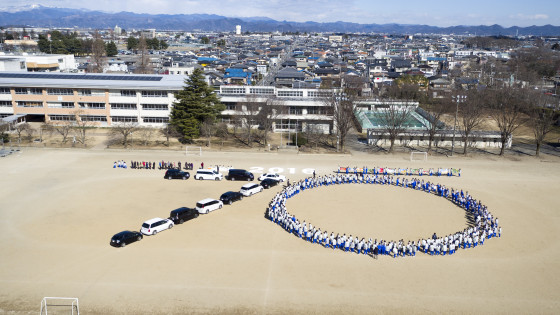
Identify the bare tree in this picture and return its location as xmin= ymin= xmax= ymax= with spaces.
xmin=160 ymin=123 xmax=180 ymax=147
xmin=255 ymin=97 xmax=284 ymax=146
xmin=90 ymin=30 xmax=106 ymax=73
xmin=72 ymin=110 xmax=93 ymax=147
xmin=53 ymin=122 xmax=73 ymax=144
xmin=109 ymin=122 xmax=139 ymax=148
xmin=377 ymin=99 xmax=415 ymax=153
xmin=322 ymin=89 xmax=356 ymax=151
xmin=420 ymin=96 xmax=451 ymax=153
xmin=528 ymin=92 xmax=558 ymax=156
xmin=135 ymin=35 xmax=151 ymax=74
xmin=200 ymin=117 xmax=216 ymax=147
xmin=24 ymin=124 xmax=35 ymax=141
xmin=238 ymin=95 xmax=263 ymax=147
xmin=215 ymin=122 xmax=229 ymax=147
xmin=459 ymin=90 xmax=485 ymax=155
xmin=487 ymin=87 xmax=528 ymax=155
xmin=137 ymin=126 xmax=156 ymax=146
xmin=14 ymin=123 xmax=31 ymax=143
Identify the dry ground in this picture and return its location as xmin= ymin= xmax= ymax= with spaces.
xmin=0 ymin=147 xmax=559 ymax=314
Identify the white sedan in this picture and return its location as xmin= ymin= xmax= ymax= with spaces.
xmin=258 ymin=173 xmax=286 ymax=182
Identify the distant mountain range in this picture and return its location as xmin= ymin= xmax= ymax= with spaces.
xmin=1 ymin=4 xmax=560 ymax=36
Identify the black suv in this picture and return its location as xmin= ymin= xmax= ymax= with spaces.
xmin=169 ymin=207 xmax=199 ymax=224
xmin=226 ymin=169 xmax=254 ymax=181
xmin=220 ymin=191 xmax=244 ymax=205
xmin=260 ymin=178 xmax=280 ymax=189
xmin=164 ymin=169 xmax=190 ymax=180
xmin=110 ymin=231 xmax=143 ymax=247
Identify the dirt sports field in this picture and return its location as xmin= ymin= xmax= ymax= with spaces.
xmin=0 ymin=147 xmax=559 ymax=314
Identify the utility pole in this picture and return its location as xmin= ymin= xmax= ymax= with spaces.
xmin=451 ymin=95 xmax=465 ymax=156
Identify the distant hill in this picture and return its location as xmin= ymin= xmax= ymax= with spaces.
xmin=1 ymin=5 xmax=559 ymax=36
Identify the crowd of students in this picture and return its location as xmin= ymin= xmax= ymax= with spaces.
xmin=266 ymin=172 xmax=500 ymax=259
xmin=339 ymin=166 xmax=461 ymax=177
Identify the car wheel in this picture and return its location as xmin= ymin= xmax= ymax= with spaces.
xmin=153 ymin=230 xmax=158 ymax=235
xmin=169 ymin=224 xmax=173 ymax=229
xmin=167 ymin=176 xmax=172 ymax=180
xmin=240 ymin=196 xmax=243 ymax=200
xmin=137 ymin=236 xmax=142 ymax=241
xmin=195 ymin=213 xmax=199 ymax=218
xmin=219 ymin=205 xmax=222 ymax=209
xmin=121 ymin=242 xmax=126 ymax=247
xmin=183 ymin=176 xmax=187 ymax=180
xmin=215 ymin=177 xmax=219 ymax=181
xmin=231 ymin=177 xmax=235 ymax=181
xmin=179 ymin=219 xmax=184 ymax=224
xmin=205 ymin=209 xmax=209 ymax=214
xmin=247 ymin=178 xmax=251 ymax=181
xmin=228 ymin=200 xmax=232 ymax=205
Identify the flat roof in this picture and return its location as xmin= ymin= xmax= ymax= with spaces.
xmin=0 ymin=72 xmax=187 ymax=90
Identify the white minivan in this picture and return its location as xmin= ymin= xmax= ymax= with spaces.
xmin=240 ymin=183 xmax=264 ymax=196
xmin=140 ymin=217 xmax=174 ymax=235
xmin=196 ymin=198 xmax=224 ymax=214
xmin=194 ymin=169 xmax=223 ymax=181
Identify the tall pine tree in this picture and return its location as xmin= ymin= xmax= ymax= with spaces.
xmin=170 ymin=69 xmax=224 ymax=143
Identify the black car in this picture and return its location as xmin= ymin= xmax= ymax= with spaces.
xmin=164 ymin=169 xmax=190 ymax=180
xmin=220 ymin=191 xmax=244 ymax=205
xmin=260 ymin=178 xmax=280 ymax=189
xmin=226 ymin=169 xmax=254 ymax=181
xmin=169 ymin=207 xmax=199 ymax=224
xmin=110 ymin=231 xmax=143 ymax=247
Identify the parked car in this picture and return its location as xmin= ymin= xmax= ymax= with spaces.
xmin=110 ymin=231 xmax=143 ymax=247
xmin=196 ymin=198 xmax=223 ymax=214
xmin=140 ymin=218 xmax=174 ymax=235
xmin=240 ymin=183 xmax=264 ymax=196
xmin=164 ymin=169 xmax=190 ymax=180
xmin=260 ymin=178 xmax=280 ymax=189
xmin=226 ymin=169 xmax=254 ymax=181
xmin=194 ymin=169 xmax=223 ymax=181
xmin=258 ymin=173 xmax=286 ymax=182
xmin=219 ymin=191 xmax=244 ymax=205
xmin=169 ymin=207 xmax=199 ymax=224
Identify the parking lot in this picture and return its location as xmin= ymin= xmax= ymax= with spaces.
xmin=1 ymin=147 xmax=559 ymax=314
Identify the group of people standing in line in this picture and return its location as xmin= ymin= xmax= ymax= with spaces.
xmin=266 ymin=171 xmax=501 ymax=259
xmin=340 ymin=166 xmax=461 ymax=177
xmin=113 ymin=160 xmax=198 ymax=170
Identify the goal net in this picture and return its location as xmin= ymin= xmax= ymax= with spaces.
xmin=185 ymin=146 xmax=202 ymax=156
xmin=40 ymin=297 xmax=79 ymax=315
xmin=410 ymin=151 xmax=427 ymax=161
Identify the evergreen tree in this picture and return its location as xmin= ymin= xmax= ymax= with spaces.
xmin=106 ymin=41 xmax=118 ymax=56
xmin=170 ymin=69 xmax=224 ymax=143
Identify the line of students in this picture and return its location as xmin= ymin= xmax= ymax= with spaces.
xmin=266 ymin=172 xmax=500 ymax=259
xmin=339 ymin=166 xmax=461 ymax=177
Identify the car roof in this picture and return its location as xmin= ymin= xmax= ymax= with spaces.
xmin=143 ymin=217 xmax=165 ymax=224
xmin=221 ymin=191 xmax=237 ymax=195
xmin=114 ymin=230 xmax=134 ymax=236
xmin=170 ymin=207 xmax=192 ymax=213
xmin=198 ymin=198 xmax=217 ymax=203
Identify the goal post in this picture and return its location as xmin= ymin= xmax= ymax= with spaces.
xmin=40 ymin=297 xmax=79 ymax=315
xmin=410 ymin=151 xmax=427 ymax=162
xmin=185 ymin=146 xmax=202 ymax=156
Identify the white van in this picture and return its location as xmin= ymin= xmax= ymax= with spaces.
xmin=196 ymin=198 xmax=224 ymax=214
xmin=240 ymin=183 xmax=263 ymax=196
xmin=194 ymin=169 xmax=223 ymax=181
xmin=140 ymin=217 xmax=173 ymax=235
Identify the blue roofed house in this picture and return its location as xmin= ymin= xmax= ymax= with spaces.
xmin=224 ymin=68 xmax=253 ymax=85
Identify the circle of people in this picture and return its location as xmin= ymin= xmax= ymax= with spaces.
xmin=267 ymin=171 xmax=501 ymax=259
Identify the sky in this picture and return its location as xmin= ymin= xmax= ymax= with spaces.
xmin=2 ymin=0 xmax=559 ymax=27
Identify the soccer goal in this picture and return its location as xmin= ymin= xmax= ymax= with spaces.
xmin=410 ymin=151 xmax=427 ymax=161
xmin=40 ymin=297 xmax=79 ymax=315
xmin=185 ymin=146 xmax=202 ymax=156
